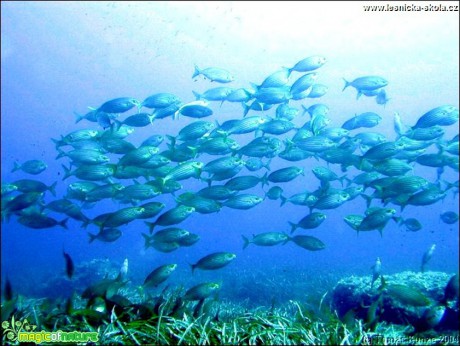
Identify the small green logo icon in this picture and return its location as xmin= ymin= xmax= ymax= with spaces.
xmin=2 ymin=315 xmax=37 ymax=342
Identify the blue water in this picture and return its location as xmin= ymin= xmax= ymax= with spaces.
xmin=1 ymin=2 xmax=459 ymax=306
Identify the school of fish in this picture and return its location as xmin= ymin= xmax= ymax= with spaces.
xmin=2 ymin=55 xmax=459 ymax=294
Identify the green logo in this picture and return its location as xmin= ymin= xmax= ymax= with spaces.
xmin=2 ymin=315 xmax=99 ymax=344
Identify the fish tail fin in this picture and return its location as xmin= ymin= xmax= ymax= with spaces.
xmin=249 ymin=82 xmax=259 ymax=93
xmin=11 ymin=162 xmax=21 ymax=173
xmin=392 ymin=216 xmax=402 ymax=225
xmin=288 ymin=222 xmax=297 ymax=234
xmin=74 ymin=111 xmax=85 ymax=124
xmin=59 ymin=218 xmax=69 ymax=230
xmin=263 ymin=158 xmax=272 ymax=171
xmin=51 ymin=136 xmax=64 ymax=149
xmin=242 ymin=235 xmax=249 ymax=250
xmin=113 ymin=119 xmax=123 ymax=131
xmin=141 ymin=232 xmax=153 ymax=248
xmin=88 ymin=232 xmax=97 ymax=243
xmin=362 ymin=194 xmax=373 ymax=208
xmin=166 ymin=135 xmax=176 ymax=148
xmin=338 ymin=175 xmax=347 ymax=187
xmin=282 ymin=66 xmax=292 ymax=78
xmin=242 ymin=103 xmax=249 ymax=117
xmin=144 ymin=221 xmax=155 ymax=234
xmin=55 ymin=148 xmax=66 ymax=159
xmin=62 ymin=164 xmax=72 ymax=180
xmin=301 ymin=104 xmax=309 ymax=117
xmin=45 ymin=182 xmax=57 ymax=198
xmin=279 ymin=195 xmax=287 ymax=207
xmin=192 ymin=91 xmax=201 ymax=100
xmin=342 ymin=78 xmax=351 ymax=92
xmin=192 ymin=64 xmax=201 ymax=79
xmin=260 ymin=172 xmax=269 ymax=188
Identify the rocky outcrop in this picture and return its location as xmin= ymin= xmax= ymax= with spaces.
xmin=331 ymin=271 xmax=459 ymax=331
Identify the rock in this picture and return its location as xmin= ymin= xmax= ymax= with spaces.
xmin=331 ymin=271 xmax=459 ymax=331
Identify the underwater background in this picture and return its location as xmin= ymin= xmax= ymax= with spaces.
xmin=1 ymin=1 xmax=459 ymax=344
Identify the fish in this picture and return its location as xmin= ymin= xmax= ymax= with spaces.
xmin=342 ymin=112 xmax=382 ymax=130
xmin=404 ymin=126 xmax=445 ymax=141
xmin=197 ymin=185 xmax=237 ymax=200
xmin=385 ymin=284 xmax=431 ymax=306
xmin=202 ymin=156 xmax=245 ymax=174
xmin=162 ymin=161 xmax=203 ymax=183
xmin=118 ymin=145 xmax=160 ymax=167
xmin=178 ymin=233 xmax=200 ymax=247
xmin=183 ymin=282 xmax=221 ymax=301
xmin=289 ymin=212 xmax=326 ymax=233
xmin=142 ymin=134 xmax=165 ymax=147
xmin=96 ymin=97 xmax=140 ymax=114
xmin=223 ymin=194 xmax=263 ymax=210
xmin=18 ymin=214 xmax=68 ymax=230
xmin=412 ymin=105 xmax=459 ymax=129
xmin=176 ymin=100 xmax=214 ymax=118
xmin=99 ymin=206 xmax=146 ymax=229
xmin=143 ymin=264 xmax=177 ymax=288
xmin=265 ymin=186 xmax=285 ymax=202
xmin=57 ymin=148 xmax=110 ymax=166
xmin=306 ymin=84 xmax=328 ymax=98
xmin=254 ymin=86 xmax=292 ymax=105
xmin=293 ymin=135 xmax=336 ymax=153
xmin=192 ymin=65 xmax=234 ymax=83
xmin=141 ymin=93 xmax=181 ymax=109
xmin=113 ymin=184 xmax=161 ymax=204
xmin=286 ymin=56 xmax=327 ymax=73
xmin=267 ymin=166 xmax=304 ymax=183
xmin=421 ymin=244 xmax=436 ymax=272
xmin=312 ymin=166 xmax=346 ymax=186
xmin=399 ymin=217 xmax=422 ymax=232
xmin=342 ymin=76 xmax=388 ymax=98
xmin=62 ymin=164 xmax=116 ymax=181
xmin=244 ymin=158 xmax=271 ymax=172
xmin=176 ymin=193 xmax=222 ymax=214
xmin=276 ymin=104 xmax=299 ymax=121
xmin=255 ymin=69 xmax=291 ymax=89
xmin=259 ymin=118 xmax=295 ymax=135
xmin=12 ymin=179 xmax=57 ymax=197
xmin=115 ymin=112 xmax=154 ymax=128
xmin=142 ymin=227 xmax=190 ymax=245
xmin=88 ymin=228 xmax=122 ymax=243
xmin=226 ymin=88 xmax=254 ymax=102
xmin=152 ymin=101 xmax=182 ymax=119
xmin=193 ymin=87 xmax=234 ymax=102
xmin=190 ymin=252 xmax=236 ymax=273
xmin=290 ymin=72 xmax=318 ymax=95
xmin=145 ymin=205 xmax=195 ymax=232
xmin=441 ymin=274 xmax=459 ymax=305
xmin=312 ymin=192 xmax=349 ymax=211
xmin=289 ymin=235 xmax=326 ymax=251
xmin=224 ymin=174 xmax=267 ymax=191
xmin=242 ymin=232 xmax=289 ymax=249
xmin=45 ymin=199 xmax=89 ymax=222
xmin=357 ymin=208 xmax=396 ymax=234
xmin=52 ymin=129 xmax=101 ymax=149
xmin=372 ymin=158 xmax=413 ymax=177
xmin=12 ymin=159 xmax=47 ymax=175
xmin=440 ymin=211 xmax=459 ymax=224
xmin=63 ymin=250 xmax=74 ymax=279
xmin=371 ymin=257 xmax=381 ymax=288
xmin=375 ymin=89 xmax=390 ymax=106
xmin=170 ymin=121 xmax=216 ymax=143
